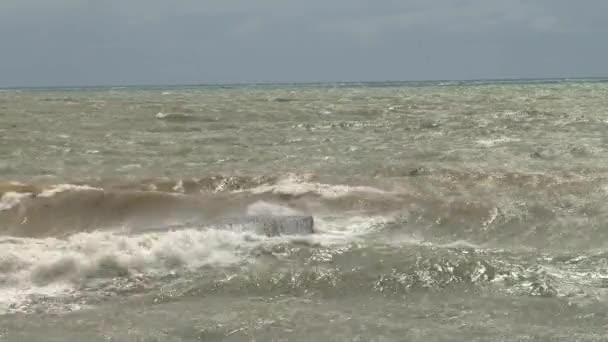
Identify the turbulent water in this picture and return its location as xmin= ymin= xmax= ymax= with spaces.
xmin=2 ymin=80 xmax=608 ymax=341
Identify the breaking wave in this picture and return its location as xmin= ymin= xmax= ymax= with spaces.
xmin=0 ymin=211 xmax=387 ymax=314
xmin=1 ymin=171 xmax=608 ymax=249
xmin=0 ymin=174 xmax=401 ymax=238
xmin=2 ymin=171 xmax=608 ymax=314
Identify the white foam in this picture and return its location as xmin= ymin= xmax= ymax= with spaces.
xmin=0 ymin=228 xmax=258 ymax=314
xmin=37 ymin=184 xmax=102 ymax=198
xmin=246 ymin=201 xmax=303 ymax=216
xmin=475 ymin=137 xmax=521 ymax=147
xmin=0 ymin=192 xmax=32 ymax=211
xmin=314 ymin=215 xmax=388 ymax=235
xmin=172 ymin=180 xmax=185 ymax=193
xmin=155 ymin=112 xmax=190 ymax=120
xmin=0 ymin=283 xmax=76 ymax=314
xmin=241 ymin=174 xmax=396 ymax=199
xmin=0 ymin=206 xmax=388 ymax=313
xmin=1 ymin=184 xmax=104 ymax=210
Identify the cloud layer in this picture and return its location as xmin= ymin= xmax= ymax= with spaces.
xmin=1 ymin=0 xmax=607 ymax=86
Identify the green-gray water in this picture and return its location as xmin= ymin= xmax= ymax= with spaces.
xmin=2 ymin=80 xmax=608 ymax=341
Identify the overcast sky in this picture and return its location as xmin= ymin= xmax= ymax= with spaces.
xmin=1 ymin=0 xmax=607 ymax=87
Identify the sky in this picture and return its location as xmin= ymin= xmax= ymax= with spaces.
xmin=1 ymin=0 xmax=607 ymax=87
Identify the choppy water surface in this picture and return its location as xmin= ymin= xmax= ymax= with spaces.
xmin=2 ymin=80 xmax=608 ymax=341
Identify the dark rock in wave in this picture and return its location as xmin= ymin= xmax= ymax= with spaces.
xmin=221 ymin=215 xmax=315 ymax=236
xmin=132 ymin=215 xmax=315 ymax=237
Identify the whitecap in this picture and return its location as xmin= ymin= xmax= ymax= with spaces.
xmin=0 ymin=192 xmax=32 ymax=211
xmin=240 ymin=174 xmax=397 ymax=199
xmin=37 ymin=184 xmax=102 ymax=198
xmin=475 ymin=136 xmax=521 ymax=147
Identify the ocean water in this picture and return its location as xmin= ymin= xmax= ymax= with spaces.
xmin=2 ymin=80 xmax=608 ymax=341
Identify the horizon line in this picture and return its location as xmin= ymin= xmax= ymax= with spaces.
xmin=2 ymin=75 xmax=608 ymax=90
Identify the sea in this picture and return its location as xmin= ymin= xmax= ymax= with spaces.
xmin=1 ymin=79 xmax=608 ymax=341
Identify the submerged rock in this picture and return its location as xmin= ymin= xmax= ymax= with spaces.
xmin=128 ymin=215 xmax=315 ymax=237
xmin=220 ymin=215 xmax=315 ymax=237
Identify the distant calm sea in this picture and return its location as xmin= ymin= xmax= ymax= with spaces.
xmin=2 ymin=79 xmax=608 ymax=341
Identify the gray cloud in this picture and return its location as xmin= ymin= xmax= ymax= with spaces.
xmin=1 ymin=0 xmax=607 ymax=86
